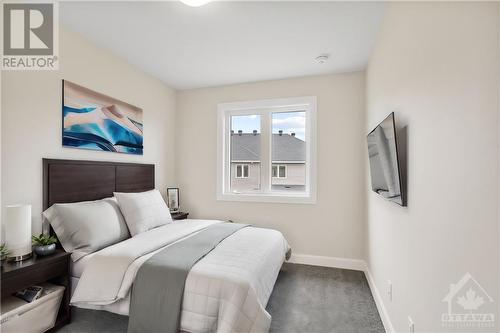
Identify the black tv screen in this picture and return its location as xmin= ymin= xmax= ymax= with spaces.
xmin=367 ymin=112 xmax=405 ymax=206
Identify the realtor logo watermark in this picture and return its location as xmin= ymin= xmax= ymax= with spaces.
xmin=442 ymin=273 xmax=495 ymax=329
xmin=2 ymin=2 xmax=59 ymax=70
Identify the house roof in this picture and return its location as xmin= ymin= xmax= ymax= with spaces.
xmin=231 ymin=133 xmax=305 ymax=162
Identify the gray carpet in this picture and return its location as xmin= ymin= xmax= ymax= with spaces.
xmin=57 ymin=263 xmax=384 ymax=333
xmin=267 ymin=264 xmax=384 ymax=333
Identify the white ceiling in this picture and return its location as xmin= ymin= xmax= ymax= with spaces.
xmin=61 ymin=1 xmax=385 ymax=90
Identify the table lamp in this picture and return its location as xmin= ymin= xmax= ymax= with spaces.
xmin=5 ymin=204 xmax=32 ymax=261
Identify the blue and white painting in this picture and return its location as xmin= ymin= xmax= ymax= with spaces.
xmin=63 ymin=80 xmax=143 ymax=155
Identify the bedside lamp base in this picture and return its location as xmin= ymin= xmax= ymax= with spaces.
xmin=8 ymin=252 xmax=32 ymax=262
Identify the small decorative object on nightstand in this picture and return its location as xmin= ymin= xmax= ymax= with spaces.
xmin=5 ymin=205 xmax=32 ymax=262
xmin=171 ymin=212 xmax=189 ymax=220
xmin=167 ymin=187 xmax=180 ymax=213
xmin=32 ymin=234 xmax=58 ymax=256
xmin=1 ymin=250 xmax=71 ymax=331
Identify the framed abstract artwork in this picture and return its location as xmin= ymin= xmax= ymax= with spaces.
xmin=62 ymin=80 xmax=143 ymax=155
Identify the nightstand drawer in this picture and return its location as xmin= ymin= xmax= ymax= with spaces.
xmin=1 ymin=256 xmax=69 ymax=297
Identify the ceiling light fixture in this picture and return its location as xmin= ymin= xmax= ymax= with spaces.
xmin=180 ymin=0 xmax=212 ymax=7
xmin=315 ymin=54 xmax=330 ymax=64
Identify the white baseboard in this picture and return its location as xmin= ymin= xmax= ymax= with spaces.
xmin=287 ymin=254 xmax=394 ymax=333
xmin=288 ymin=253 xmax=366 ymax=271
xmin=363 ymin=264 xmax=395 ymax=333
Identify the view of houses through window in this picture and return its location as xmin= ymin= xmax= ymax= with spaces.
xmin=230 ymin=111 xmax=306 ymax=193
xmin=271 ymin=111 xmax=306 ymax=191
xmin=230 ymin=115 xmax=261 ymax=192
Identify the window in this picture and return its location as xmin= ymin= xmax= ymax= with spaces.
xmin=272 ymin=165 xmax=286 ymax=178
xmin=235 ymin=164 xmax=249 ymax=178
xmin=217 ymin=96 xmax=317 ymax=203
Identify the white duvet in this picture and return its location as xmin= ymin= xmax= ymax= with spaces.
xmin=71 ymin=219 xmax=289 ymax=333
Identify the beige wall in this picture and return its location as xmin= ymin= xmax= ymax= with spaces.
xmin=176 ymin=73 xmax=366 ymax=259
xmin=1 ymin=27 xmax=176 ymax=235
xmin=366 ymin=2 xmax=499 ymax=331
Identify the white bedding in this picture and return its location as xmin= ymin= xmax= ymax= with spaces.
xmin=71 ymin=219 xmax=289 ymax=333
xmin=71 ymin=253 xmax=95 ymax=278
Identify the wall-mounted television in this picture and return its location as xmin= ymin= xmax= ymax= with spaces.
xmin=367 ymin=112 xmax=406 ymax=206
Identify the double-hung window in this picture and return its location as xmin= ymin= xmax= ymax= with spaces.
xmin=235 ymin=164 xmax=249 ymax=178
xmin=217 ymin=96 xmax=317 ymax=203
xmin=272 ymin=165 xmax=287 ymax=178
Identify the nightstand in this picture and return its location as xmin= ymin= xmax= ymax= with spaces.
xmin=1 ymin=250 xmax=71 ymax=332
xmin=171 ymin=212 xmax=189 ymax=220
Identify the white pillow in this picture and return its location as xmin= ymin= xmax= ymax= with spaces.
xmin=114 ymin=189 xmax=172 ymax=236
xmin=43 ymin=197 xmax=130 ymax=261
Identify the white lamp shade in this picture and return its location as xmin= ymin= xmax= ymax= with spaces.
xmin=5 ymin=205 xmax=32 ymax=257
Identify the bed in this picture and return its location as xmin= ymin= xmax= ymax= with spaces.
xmin=43 ymin=159 xmax=289 ymax=333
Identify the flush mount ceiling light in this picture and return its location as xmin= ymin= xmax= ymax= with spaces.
xmin=180 ymin=0 xmax=212 ymax=7
xmin=315 ymin=54 xmax=330 ymax=64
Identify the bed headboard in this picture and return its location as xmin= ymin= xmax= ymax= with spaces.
xmin=43 ymin=158 xmax=155 ymax=210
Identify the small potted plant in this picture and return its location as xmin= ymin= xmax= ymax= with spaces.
xmin=32 ymin=234 xmax=58 ymax=256
xmin=0 ymin=244 xmax=9 ymax=265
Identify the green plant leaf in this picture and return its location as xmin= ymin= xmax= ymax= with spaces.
xmin=0 ymin=243 xmax=9 ymax=257
xmin=32 ymin=234 xmax=58 ymax=246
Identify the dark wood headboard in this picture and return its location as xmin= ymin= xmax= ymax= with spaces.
xmin=43 ymin=158 xmax=155 ymax=210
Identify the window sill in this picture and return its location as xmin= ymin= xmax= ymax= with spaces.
xmin=216 ymin=192 xmax=316 ymax=204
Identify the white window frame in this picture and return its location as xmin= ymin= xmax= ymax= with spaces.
xmin=272 ymin=165 xmax=287 ymax=179
xmin=217 ymin=96 xmax=317 ymax=204
xmin=235 ymin=164 xmax=249 ymax=178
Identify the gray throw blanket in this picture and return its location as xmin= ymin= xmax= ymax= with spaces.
xmin=128 ymin=222 xmax=248 ymax=333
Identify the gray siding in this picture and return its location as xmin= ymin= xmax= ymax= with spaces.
xmin=271 ymin=163 xmax=305 ymax=186
xmin=230 ymin=162 xmax=305 ymax=192
xmin=230 ymin=163 xmax=261 ymax=192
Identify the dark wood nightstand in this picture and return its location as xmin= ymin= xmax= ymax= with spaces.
xmin=1 ymin=250 xmax=71 ymax=332
xmin=171 ymin=212 xmax=189 ymax=220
